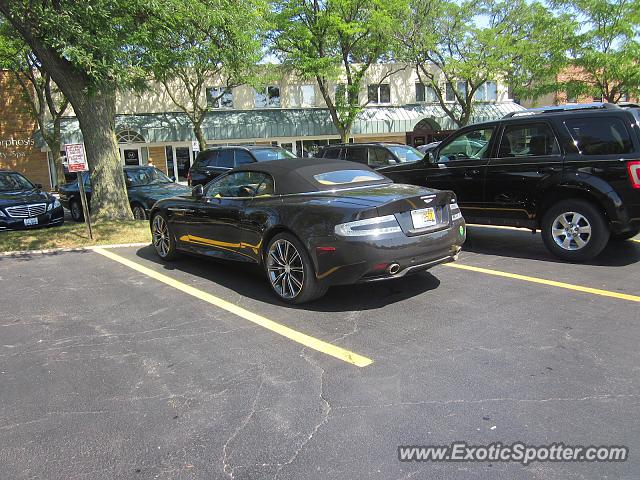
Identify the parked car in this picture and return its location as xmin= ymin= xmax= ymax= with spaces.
xmin=59 ymin=166 xmax=192 ymax=221
xmin=150 ymin=158 xmax=466 ymax=304
xmin=316 ymin=142 xmax=424 ymax=169
xmin=377 ymin=103 xmax=640 ymax=261
xmin=0 ymin=170 xmax=64 ymax=231
xmin=188 ymin=145 xmax=298 ymax=187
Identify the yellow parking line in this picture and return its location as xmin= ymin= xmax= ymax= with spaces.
xmin=445 ymin=263 xmax=640 ymax=303
xmin=92 ymin=248 xmax=373 ymax=367
xmin=631 ymin=238 xmax=640 ymax=244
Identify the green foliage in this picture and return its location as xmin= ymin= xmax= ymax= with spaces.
xmin=553 ymin=0 xmax=640 ymax=102
xmin=398 ymin=0 xmax=571 ymax=126
xmin=146 ymin=0 xmax=268 ymax=149
xmin=270 ymin=0 xmax=405 ymax=140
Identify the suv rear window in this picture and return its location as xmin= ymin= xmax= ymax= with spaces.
xmin=565 ymin=117 xmax=634 ymax=155
xmin=322 ymin=147 xmax=342 ymax=159
xmin=195 ymin=150 xmax=218 ymax=167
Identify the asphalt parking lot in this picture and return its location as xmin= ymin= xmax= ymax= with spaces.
xmin=1 ymin=227 xmax=639 ymax=479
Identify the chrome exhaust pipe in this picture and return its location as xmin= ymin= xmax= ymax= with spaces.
xmin=387 ymin=263 xmax=401 ymax=275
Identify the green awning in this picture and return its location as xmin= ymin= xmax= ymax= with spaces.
xmin=36 ymin=102 xmax=525 ymax=147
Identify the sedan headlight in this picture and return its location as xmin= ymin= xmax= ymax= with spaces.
xmin=48 ymin=198 xmax=61 ymax=211
xmin=335 ymin=215 xmax=402 ymax=237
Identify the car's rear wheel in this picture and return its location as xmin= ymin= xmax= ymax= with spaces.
xmin=151 ymin=214 xmax=178 ymax=260
xmin=610 ymin=229 xmax=640 ymax=242
xmin=131 ymin=203 xmax=146 ymax=220
xmin=541 ymin=199 xmax=609 ymax=262
xmin=265 ymin=232 xmax=327 ymax=304
xmin=69 ymin=199 xmax=84 ymax=222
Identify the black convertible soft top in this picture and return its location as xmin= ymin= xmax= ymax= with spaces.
xmin=233 ymin=158 xmax=391 ymax=194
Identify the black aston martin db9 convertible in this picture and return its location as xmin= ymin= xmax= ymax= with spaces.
xmin=150 ymin=158 xmax=466 ymax=303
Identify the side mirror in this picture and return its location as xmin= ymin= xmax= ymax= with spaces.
xmin=35 ymin=183 xmax=43 ymax=189
xmin=426 ymin=152 xmax=436 ymax=164
xmin=192 ymin=184 xmax=204 ymax=199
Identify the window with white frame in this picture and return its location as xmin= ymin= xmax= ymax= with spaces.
xmin=289 ymin=85 xmax=316 ymax=107
xmin=474 ymin=81 xmax=498 ymax=101
xmin=255 ymin=86 xmax=281 ymax=108
xmin=367 ymin=84 xmax=391 ymax=104
xmin=206 ymin=87 xmax=233 ymax=108
xmin=446 ymin=81 xmax=467 ymax=102
xmin=415 ymin=83 xmax=438 ymax=102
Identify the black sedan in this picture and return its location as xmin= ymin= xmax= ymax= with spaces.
xmin=0 ymin=170 xmax=64 ymax=231
xmin=59 ymin=166 xmax=192 ymax=221
xmin=150 ymin=158 xmax=466 ymax=303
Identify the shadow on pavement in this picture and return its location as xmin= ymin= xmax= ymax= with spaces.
xmin=134 ymin=245 xmax=441 ymax=312
xmin=464 ymin=226 xmax=640 ymax=267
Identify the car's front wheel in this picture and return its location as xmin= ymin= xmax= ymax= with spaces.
xmin=541 ymin=199 xmax=609 ymax=262
xmin=151 ymin=213 xmax=178 ymax=260
xmin=265 ymin=232 xmax=327 ymax=304
xmin=131 ymin=203 xmax=146 ymax=220
xmin=69 ymin=199 xmax=84 ymax=222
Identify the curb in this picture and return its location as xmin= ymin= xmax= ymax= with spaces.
xmin=0 ymin=242 xmax=150 ymax=257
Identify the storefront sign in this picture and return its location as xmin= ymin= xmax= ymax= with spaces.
xmin=0 ymin=137 xmax=35 ymax=160
xmin=65 ymin=143 xmax=88 ymax=172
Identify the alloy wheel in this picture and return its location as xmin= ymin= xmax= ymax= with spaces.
xmin=152 ymin=215 xmax=171 ymax=257
xmin=132 ymin=205 xmax=146 ymax=220
xmin=71 ymin=201 xmax=82 ymax=221
xmin=551 ymin=211 xmax=592 ymax=251
xmin=267 ymin=239 xmax=304 ymax=299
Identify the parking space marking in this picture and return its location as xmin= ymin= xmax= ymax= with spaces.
xmin=92 ymin=248 xmax=373 ymax=367
xmin=631 ymin=238 xmax=640 ymax=244
xmin=445 ymin=263 xmax=640 ymax=303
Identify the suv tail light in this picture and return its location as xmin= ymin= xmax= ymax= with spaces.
xmin=187 ymin=169 xmax=192 ymax=186
xmin=628 ymin=161 xmax=640 ymax=189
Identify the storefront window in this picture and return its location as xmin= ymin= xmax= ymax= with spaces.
xmin=176 ymin=147 xmax=191 ymax=182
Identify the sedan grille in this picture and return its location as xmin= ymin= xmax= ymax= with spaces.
xmin=5 ymin=203 xmax=47 ymax=218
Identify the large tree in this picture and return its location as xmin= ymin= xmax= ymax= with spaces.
xmin=150 ymin=0 xmax=266 ymax=151
xmin=270 ymin=0 xmax=405 ymax=143
xmin=553 ymin=0 xmax=640 ymax=102
xmin=398 ymin=0 xmax=571 ymax=127
xmin=0 ymin=23 xmax=69 ymax=188
xmin=0 ymin=1 xmax=166 ymax=220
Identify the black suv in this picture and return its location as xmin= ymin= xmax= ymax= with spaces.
xmin=375 ymin=103 xmax=640 ymax=261
xmin=188 ymin=145 xmax=297 ymax=186
xmin=316 ymin=142 xmax=424 ymax=168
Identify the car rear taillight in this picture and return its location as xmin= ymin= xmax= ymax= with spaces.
xmin=334 ymin=215 xmax=402 ymax=237
xmin=187 ymin=170 xmax=192 ymax=186
xmin=628 ymin=161 xmax=640 ymax=189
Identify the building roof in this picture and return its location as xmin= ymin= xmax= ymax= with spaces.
xmin=36 ymin=102 xmax=525 ymax=148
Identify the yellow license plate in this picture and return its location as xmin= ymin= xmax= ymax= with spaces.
xmin=411 ymin=207 xmax=436 ymax=229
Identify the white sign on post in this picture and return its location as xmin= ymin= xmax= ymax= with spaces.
xmin=65 ymin=143 xmax=88 ymax=172
xmin=192 ymin=140 xmax=200 ymax=152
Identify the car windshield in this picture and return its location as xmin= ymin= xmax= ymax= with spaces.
xmin=0 ymin=172 xmax=35 ymax=192
xmin=251 ymin=148 xmax=297 ymax=161
xmin=314 ymin=169 xmax=385 ymax=186
xmin=387 ymin=145 xmax=424 ymax=163
xmin=126 ymin=168 xmax=173 ymax=186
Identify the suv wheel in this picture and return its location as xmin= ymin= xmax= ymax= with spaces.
xmin=131 ymin=204 xmax=146 ymax=220
xmin=70 ymin=199 xmax=84 ymax=222
xmin=265 ymin=233 xmax=327 ymax=304
xmin=541 ymin=199 xmax=609 ymax=262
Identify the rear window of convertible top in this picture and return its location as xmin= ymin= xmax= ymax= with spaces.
xmin=313 ymin=169 xmax=384 ymax=186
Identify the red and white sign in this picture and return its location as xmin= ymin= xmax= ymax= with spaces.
xmin=65 ymin=143 xmax=88 ymax=172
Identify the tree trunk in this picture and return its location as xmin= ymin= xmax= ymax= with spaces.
xmin=339 ymin=128 xmax=349 ymax=144
xmin=193 ymin=121 xmax=207 ymax=151
xmin=73 ymin=89 xmax=132 ymax=221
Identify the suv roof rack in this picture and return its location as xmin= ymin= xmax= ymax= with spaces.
xmin=503 ymin=102 xmax=621 ymax=118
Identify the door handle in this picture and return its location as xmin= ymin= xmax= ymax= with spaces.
xmin=465 ymin=169 xmax=481 ymax=177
